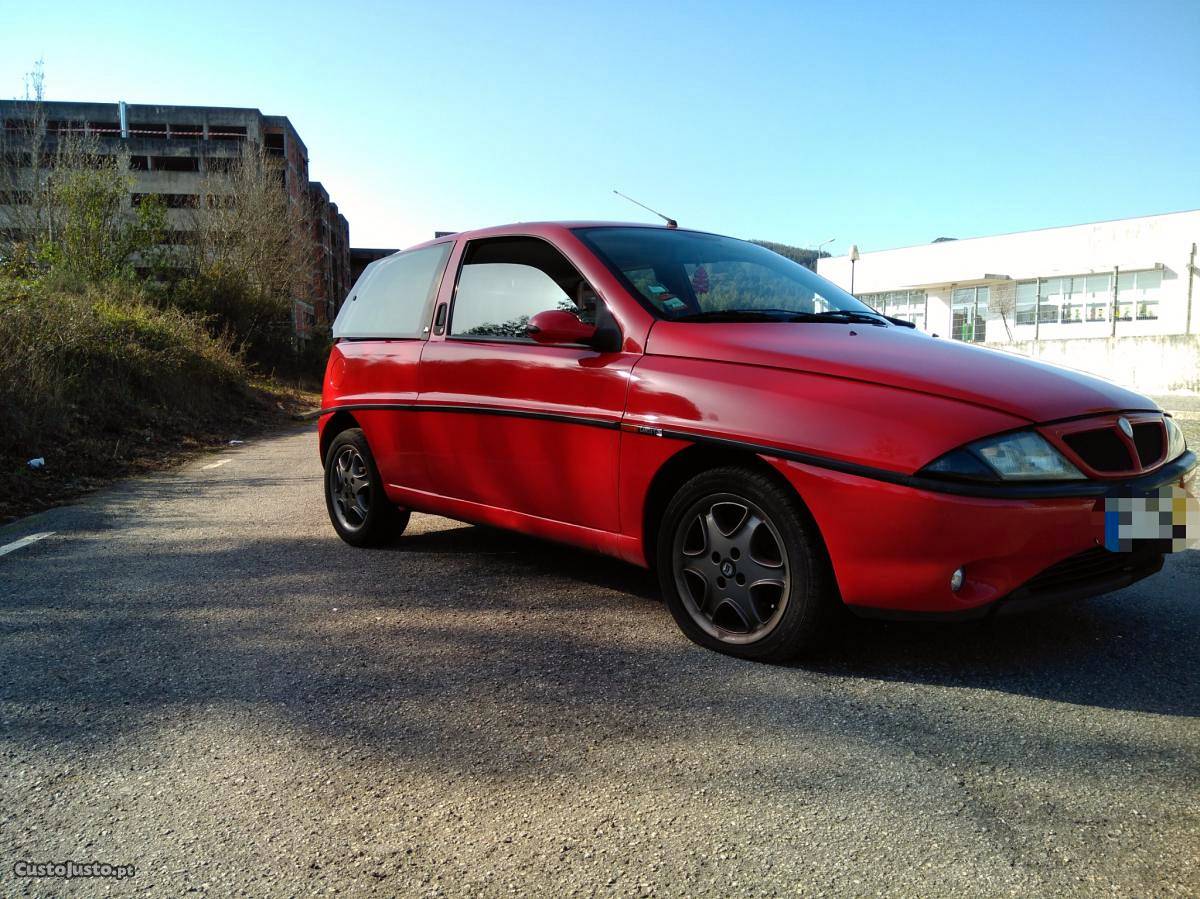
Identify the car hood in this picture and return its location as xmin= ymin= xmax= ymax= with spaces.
xmin=644 ymin=321 xmax=1157 ymax=423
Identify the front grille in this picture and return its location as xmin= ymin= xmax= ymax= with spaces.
xmin=1132 ymin=422 xmax=1164 ymax=467
xmin=1062 ymin=428 xmax=1133 ymax=472
xmin=1021 ymin=546 xmax=1161 ymax=597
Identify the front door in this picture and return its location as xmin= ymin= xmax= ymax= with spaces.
xmin=417 ymin=235 xmax=637 ymax=533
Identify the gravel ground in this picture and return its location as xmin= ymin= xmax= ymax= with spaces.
xmin=1 ymin=427 xmax=1197 ymax=897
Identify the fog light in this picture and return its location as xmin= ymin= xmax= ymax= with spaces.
xmin=950 ymin=567 xmax=965 ymax=592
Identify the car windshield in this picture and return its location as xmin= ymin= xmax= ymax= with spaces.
xmin=574 ymin=226 xmax=877 ymax=322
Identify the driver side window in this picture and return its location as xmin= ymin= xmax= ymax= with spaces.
xmin=450 ymin=237 xmax=595 ymax=340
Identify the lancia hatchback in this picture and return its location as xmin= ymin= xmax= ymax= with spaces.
xmin=319 ymin=222 xmax=1195 ymax=661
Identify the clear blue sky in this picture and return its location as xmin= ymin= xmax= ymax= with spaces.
xmin=4 ymin=0 xmax=1198 ymax=253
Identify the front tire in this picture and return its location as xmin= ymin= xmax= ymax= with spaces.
xmin=657 ymin=466 xmax=835 ymax=662
xmin=324 ymin=428 xmax=410 ymax=547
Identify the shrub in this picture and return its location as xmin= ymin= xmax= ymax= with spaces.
xmin=0 ymin=277 xmax=248 ymax=463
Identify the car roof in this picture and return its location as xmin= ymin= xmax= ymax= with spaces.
xmin=402 ymin=220 xmax=696 ymax=253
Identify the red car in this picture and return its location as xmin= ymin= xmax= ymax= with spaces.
xmin=319 ymin=222 xmax=1195 ymax=661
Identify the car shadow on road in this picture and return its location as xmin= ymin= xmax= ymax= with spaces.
xmin=386 ymin=524 xmax=1200 ymax=718
xmin=387 ymin=522 xmax=662 ymax=602
xmin=2 ymin=520 xmax=1197 ymax=778
xmin=803 ymin=593 xmax=1200 ymax=717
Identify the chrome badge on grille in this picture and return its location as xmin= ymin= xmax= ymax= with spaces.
xmin=1118 ymin=416 xmax=1134 ymax=439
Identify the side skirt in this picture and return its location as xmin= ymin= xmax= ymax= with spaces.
xmin=385 ymin=483 xmax=646 ymax=567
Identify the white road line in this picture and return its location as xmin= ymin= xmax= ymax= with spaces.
xmin=202 ymin=459 xmax=230 ymax=470
xmin=0 ymin=531 xmax=55 ymax=557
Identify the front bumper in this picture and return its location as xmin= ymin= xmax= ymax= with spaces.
xmin=851 ymin=545 xmax=1165 ymax=621
xmin=768 ymin=451 xmax=1196 ymax=617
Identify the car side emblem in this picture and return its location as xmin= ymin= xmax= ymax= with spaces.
xmin=1118 ymin=417 xmax=1133 ymax=439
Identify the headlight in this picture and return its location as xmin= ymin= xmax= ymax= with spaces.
xmin=921 ymin=430 xmax=1086 ymax=482
xmin=1165 ymin=416 xmax=1187 ymax=462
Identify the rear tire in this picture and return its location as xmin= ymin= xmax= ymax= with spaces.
xmin=324 ymin=428 xmax=410 ymax=547
xmin=656 ymin=466 xmax=835 ymax=662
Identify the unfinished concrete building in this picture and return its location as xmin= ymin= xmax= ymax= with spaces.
xmin=349 ymin=247 xmax=398 ymax=289
xmin=309 ymin=181 xmax=351 ymax=327
xmin=0 ymin=99 xmax=352 ymax=336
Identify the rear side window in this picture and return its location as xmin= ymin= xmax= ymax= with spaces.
xmin=333 ymin=242 xmax=452 ymax=339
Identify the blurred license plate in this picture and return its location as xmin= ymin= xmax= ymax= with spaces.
xmin=1104 ymin=481 xmax=1200 ymax=552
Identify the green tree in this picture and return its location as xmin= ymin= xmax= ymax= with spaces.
xmin=41 ymin=147 xmax=166 ymax=285
xmin=751 ymin=240 xmax=823 ymax=271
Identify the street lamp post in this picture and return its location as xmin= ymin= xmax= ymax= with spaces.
xmin=814 ymin=237 xmax=836 ymax=269
xmin=848 ymin=244 xmax=860 ymax=294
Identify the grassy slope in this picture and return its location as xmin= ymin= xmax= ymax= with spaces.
xmin=0 ymin=278 xmax=319 ymax=522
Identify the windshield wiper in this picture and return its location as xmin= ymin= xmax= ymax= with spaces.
xmin=671 ymin=308 xmax=893 ymax=326
xmin=670 ymin=309 xmax=802 ymax=323
xmin=785 ymin=309 xmax=890 ymax=326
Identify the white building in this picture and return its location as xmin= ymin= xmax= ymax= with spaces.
xmin=817 ymin=210 xmax=1200 ymax=393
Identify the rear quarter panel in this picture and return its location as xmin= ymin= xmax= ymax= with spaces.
xmin=321 ymin=339 xmax=429 ymax=493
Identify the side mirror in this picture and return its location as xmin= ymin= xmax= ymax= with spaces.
xmin=526 ymin=309 xmax=597 ymax=346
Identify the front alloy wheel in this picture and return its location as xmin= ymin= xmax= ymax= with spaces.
xmin=673 ymin=495 xmax=791 ymax=644
xmin=657 ymin=466 xmax=835 ymax=661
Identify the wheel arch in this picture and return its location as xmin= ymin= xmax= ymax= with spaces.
xmin=319 ymin=410 xmax=361 ymax=462
xmin=641 ymin=443 xmax=826 ymax=570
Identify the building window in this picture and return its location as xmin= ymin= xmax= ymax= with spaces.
xmin=1117 ymin=269 xmax=1161 ymax=321
xmin=1037 ymin=277 xmax=1062 ymax=324
xmin=205 ymin=156 xmax=240 ymax=174
xmin=860 ymin=289 xmax=927 ymax=330
xmin=1014 ymin=269 xmax=1162 ymax=326
xmin=132 ymin=192 xmax=199 ymax=208
xmin=951 ymin=286 xmax=988 ymax=342
xmin=1 ymin=150 xmax=32 ymax=168
xmin=1059 ymin=276 xmax=1086 ymax=324
xmin=1082 ymin=273 xmax=1111 ymax=322
xmin=168 ymin=123 xmax=203 ymax=139
xmin=208 ymin=124 xmax=247 ymax=141
xmin=1014 ymin=281 xmax=1038 ymax=324
xmin=151 ymin=156 xmax=200 ymax=173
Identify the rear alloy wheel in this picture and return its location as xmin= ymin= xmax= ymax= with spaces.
xmin=324 ymin=428 xmax=410 ymax=547
xmin=657 ymin=467 xmax=834 ymax=661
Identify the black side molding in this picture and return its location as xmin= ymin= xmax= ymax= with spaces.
xmin=641 ymin=425 xmax=1197 ymax=501
xmin=319 ymin=402 xmax=621 ymax=431
xmin=318 ymin=402 xmax=1196 ymax=501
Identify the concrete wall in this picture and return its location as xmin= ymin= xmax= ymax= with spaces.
xmin=997 ymin=334 xmax=1200 ymax=395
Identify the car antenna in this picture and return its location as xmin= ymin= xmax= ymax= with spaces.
xmin=613 ymin=190 xmax=677 ymax=229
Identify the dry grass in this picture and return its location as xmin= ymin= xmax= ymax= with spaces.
xmin=0 ymin=277 xmax=318 ymax=521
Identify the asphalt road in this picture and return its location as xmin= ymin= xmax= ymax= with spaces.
xmin=1 ymin=427 xmax=1197 ymax=897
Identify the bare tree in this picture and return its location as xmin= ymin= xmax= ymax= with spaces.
xmin=190 ymin=142 xmax=309 ymax=298
xmin=988 ymin=282 xmax=1016 ymax=343
xmin=0 ymin=61 xmax=50 ymax=256
xmin=186 ymin=141 xmax=311 ymax=350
